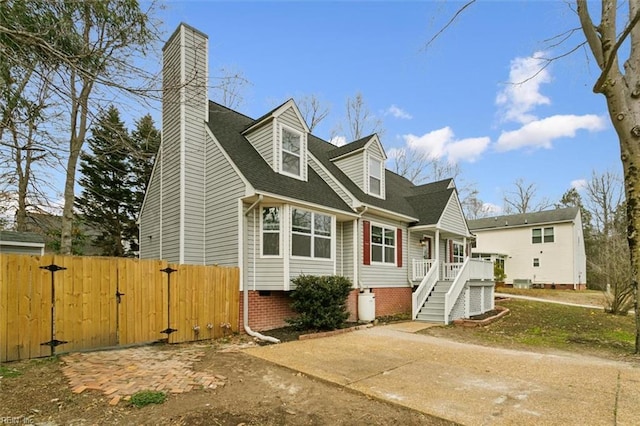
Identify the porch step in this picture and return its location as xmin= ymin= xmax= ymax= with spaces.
xmin=415 ymin=281 xmax=450 ymax=324
xmin=415 ymin=312 xmax=445 ymax=323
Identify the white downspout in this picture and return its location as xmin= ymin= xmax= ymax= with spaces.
xmin=243 ymin=195 xmax=280 ymax=344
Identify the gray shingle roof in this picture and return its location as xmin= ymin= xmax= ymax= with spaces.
xmin=468 ymin=207 xmax=579 ymax=231
xmin=0 ymin=231 xmax=44 ymax=244
xmin=207 ymin=101 xmax=459 ymax=226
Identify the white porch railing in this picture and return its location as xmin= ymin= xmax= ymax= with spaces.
xmin=411 ymin=259 xmax=435 ymax=281
xmin=411 ymin=261 xmax=439 ymax=320
xmin=442 ymin=262 xmax=463 ymax=280
xmin=444 ymin=259 xmax=494 ymax=324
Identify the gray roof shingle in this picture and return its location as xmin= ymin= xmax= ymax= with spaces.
xmin=0 ymin=230 xmax=45 ymax=244
xmin=468 ymin=207 xmax=580 ymax=231
xmin=207 ymin=101 xmax=459 ymax=226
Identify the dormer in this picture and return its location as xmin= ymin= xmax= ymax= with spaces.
xmin=329 ymin=134 xmax=387 ymax=199
xmin=242 ymin=99 xmax=310 ymax=181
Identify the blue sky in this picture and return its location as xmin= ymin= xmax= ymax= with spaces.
xmin=156 ymin=1 xmax=621 ymax=214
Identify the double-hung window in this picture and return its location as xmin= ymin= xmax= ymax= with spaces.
xmin=369 ymin=157 xmax=382 ymax=196
xmin=291 ymin=208 xmax=332 ymax=259
xmin=371 ymin=224 xmax=395 ymax=264
xmin=281 ymin=127 xmax=302 ymax=177
xmin=262 ymin=207 xmax=280 ymax=256
xmin=532 ymin=227 xmax=554 ymax=244
xmin=452 ymin=242 xmax=464 ymax=263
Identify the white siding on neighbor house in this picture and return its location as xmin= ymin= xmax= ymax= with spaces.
xmin=439 ymin=194 xmax=468 ymax=236
xmin=139 ymin=149 xmax=162 ymax=259
xmin=245 ymin=204 xmax=286 ymax=291
xmin=473 ymin=221 xmax=579 ymax=285
xmin=572 ymin=214 xmax=588 ymax=285
xmin=159 ymin=32 xmax=182 ymax=263
xmin=204 ymin=132 xmax=245 ymax=266
xmin=334 ymin=153 xmax=365 ymax=191
xmin=245 ymin=123 xmax=274 ymax=170
xmin=360 ymin=214 xmax=408 ymax=288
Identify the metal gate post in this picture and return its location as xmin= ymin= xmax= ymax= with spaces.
xmin=160 ymin=266 xmax=178 ymax=339
xmin=39 ymin=264 xmax=68 ymax=356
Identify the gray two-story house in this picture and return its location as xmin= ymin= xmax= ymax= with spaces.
xmin=139 ymin=23 xmax=494 ymax=332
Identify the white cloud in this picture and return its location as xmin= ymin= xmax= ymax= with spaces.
xmin=401 ymin=127 xmax=490 ymax=164
xmin=330 ymin=135 xmax=347 ymax=147
xmin=496 ymin=51 xmax=551 ymax=124
xmin=482 ymin=203 xmax=502 ymax=215
xmin=571 ymin=179 xmax=588 ymax=190
xmin=447 ymin=137 xmax=491 ymax=164
xmin=386 ymin=104 xmax=413 ymax=120
xmin=495 ymin=114 xmax=606 ymax=152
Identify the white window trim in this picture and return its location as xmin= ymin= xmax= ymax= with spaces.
xmin=367 ymin=155 xmax=384 ymax=198
xmin=452 ymin=241 xmax=465 ymax=263
xmin=279 ymin=124 xmax=305 ymax=180
xmin=290 ymin=208 xmax=334 ymax=261
xmin=260 ymin=205 xmax=282 ymax=258
xmin=370 ymin=222 xmax=397 ymax=266
xmin=532 ymin=226 xmax=555 ymax=244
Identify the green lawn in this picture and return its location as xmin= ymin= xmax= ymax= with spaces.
xmin=421 ymin=299 xmax=638 ymax=360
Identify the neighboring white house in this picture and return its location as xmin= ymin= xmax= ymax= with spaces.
xmin=138 ymin=23 xmax=494 ymax=331
xmin=468 ymin=207 xmax=587 ymax=290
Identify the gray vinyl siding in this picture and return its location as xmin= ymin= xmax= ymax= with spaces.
xmin=308 ymin=156 xmax=353 ymax=207
xmin=360 ymin=215 xmax=408 ymax=288
xmin=439 ymin=195 xmax=469 ymax=236
xmin=289 ymin=257 xmax=334 ymax=289
xmin=279 ymin=108 xmax=305 ymax=133
xmin=160 ymin=34 xmax=182 ymax=263
xmin=368 ymin=141 xmax=385 ymax=159
xmin=139 ymin=149 xmax=162 ymax=259
xmin=180 ymin=27 xmax=208 ymax=264
xmin=334 ymin=153 xmax=364 ymax=191
xmin=341 ymin=220 xmax=355 ymax=282
xmin=204 ymin=132 xmax=245 ymax=266
xmin=245 ymin=123 xmax=274 ymax=170
xmin=245 ymin=205 xmax=285 ymax=291
xmin=335 ymin=222 xmax=343 ymax=276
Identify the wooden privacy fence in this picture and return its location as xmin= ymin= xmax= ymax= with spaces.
xmin=0 ymin=254 xmax=239 ymax=362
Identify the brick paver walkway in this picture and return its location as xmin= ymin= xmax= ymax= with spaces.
xmin=61 ymin=346 xmax=225 ymax=405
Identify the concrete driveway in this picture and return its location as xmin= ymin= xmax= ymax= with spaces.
xmin=245 ymin=323 xmax=640 ymax=425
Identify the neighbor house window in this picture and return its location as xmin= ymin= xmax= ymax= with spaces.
xmin=369 ymin=157 xmax=382 ymax=196
xmin=262 ymin=207 xmax=280 ymax=256
xmin=532 ymin=227 xmax=554 ymax=244
xmin=281 ymin=127 xmax=302 ymax=177
xmin=371 ymin=224 xmax=395 ymax=264
xmin=291 ymin=208 xmax=332 ymax=259
xmin=533 ymin=258 xmax=540 ymax=267
xmin=543 ymin=227 xmax=554 ymax=243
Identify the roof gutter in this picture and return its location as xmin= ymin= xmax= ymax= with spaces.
xmin=243 ymin=195 xmax=280 ymax=344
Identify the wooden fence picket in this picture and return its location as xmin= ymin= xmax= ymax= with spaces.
xmin=0 ymin=254 xmax=239 ymax=362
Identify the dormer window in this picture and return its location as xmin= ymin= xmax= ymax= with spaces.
xmin=281 ymin=126 xmax=302 ymax=177
xmin=369 ymin=156 xmax=382 ymax=196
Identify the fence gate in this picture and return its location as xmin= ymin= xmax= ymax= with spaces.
xmin=1 ymin=255 xmax=239 ymax=362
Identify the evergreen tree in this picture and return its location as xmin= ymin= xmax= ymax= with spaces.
xmin=76 ymin=105 xmax=136 ymax=256
xmin=130 ymin=114 xmax=160 ymax=204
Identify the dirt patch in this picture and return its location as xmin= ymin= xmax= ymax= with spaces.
xmin=0 ymin=336 xmax=450 ymax=425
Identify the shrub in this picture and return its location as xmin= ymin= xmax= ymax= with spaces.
xmin=287 ymin=275 xmax=353 ymax=331
xmin=129 ymin=390 xmax=166 ymax=408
